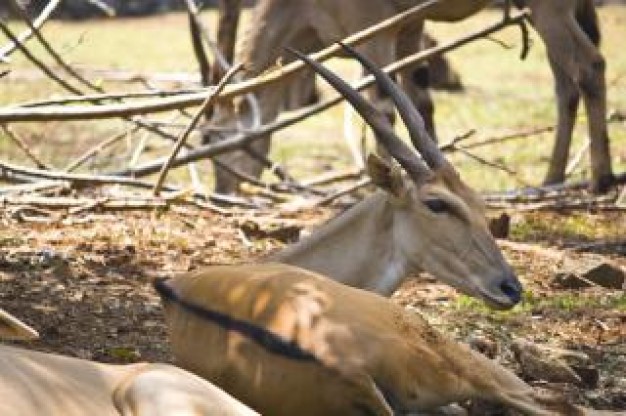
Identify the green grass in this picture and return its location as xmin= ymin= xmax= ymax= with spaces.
xmin=1 ymin=7 xmax=625 ymax=190
xmin=455 ymin=290 xmax=626 ymax=317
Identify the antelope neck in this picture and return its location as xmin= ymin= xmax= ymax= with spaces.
xmin=271 ymin=191 xmax=411 ymax=296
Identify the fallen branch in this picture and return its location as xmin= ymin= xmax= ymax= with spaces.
xmin=484 ymin=171 xmax=626 ymax=202
xmin=0 ymin=0 xmax=63 ymax=60
xmin=0 ymin=9 xmax=529 ymax=122
xmin=1 ymin=124 xmax=51 ymax=170
xmin=18 ymin=88 xmax=206 ymax=108
xmin=107 ymin=13 xmax=529 ymax=178
xmin=211 ymin=0 xmax=241 ymax=83
xmin=0 ymin=195 xmax=170 ymax=211
xmin=153 ymin=64 xmax=243 ymax=196
xmin=8 ymin=0 xmax=99 ymax=92
xmin=456 ymin=125 xmax=555 ymax=151
xmin=64 ymin=126 xmax=141 ymax=172
xmin=0 ymin=21 xmax=83 ymax=95
xmin=0 ymin=17 xmax=181 ymax=144
xmin=0 ymin=180 xmax=68 ymax=196
xmin=565 ymin=139 xmax=590 ymax=177
xmin=184 ymin=0 xmax=212 ymax=86
xmin=313 ymin=177 xmax=371 ymax=207
xmin=486 ymin=194 xmax=622 ymax=212
xmin=0 ymin=160 xmax=160 ymax=189
xmin=300 ymin=168 xmax=364 ymax=187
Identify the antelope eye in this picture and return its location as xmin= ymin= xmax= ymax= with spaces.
xmin=423 ymin=199 xmax=449 ymax=214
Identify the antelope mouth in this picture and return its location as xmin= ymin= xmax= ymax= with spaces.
xmin=479 ymin=291 xmax=519 ymax=310
xmin=477 ymin=281 xmax=523 ymax=310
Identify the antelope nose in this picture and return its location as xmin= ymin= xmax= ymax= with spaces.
xmin=499 ymin=276 xmax=522 ymax=305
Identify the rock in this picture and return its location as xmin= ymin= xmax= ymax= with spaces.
xmin=552 ymin=272 xmax=594 ymax=289
xmin=580 ymin=261 xmax=625 ymax=289
xmin=511 ymin=339 xmax=592 ymax=386
xmin=571 ymin=365 xmax=600 ymax=389
xmin=488 ymin=213 xmax=510 ymax=239
xmin=468 ymin=335 xmax=499 ymax=359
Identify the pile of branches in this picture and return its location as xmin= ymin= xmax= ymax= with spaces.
xmin=1 ymin=0 xmax=624 ymax=222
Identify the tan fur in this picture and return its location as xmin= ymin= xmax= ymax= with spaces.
xmin=0 ymin=308 xmax=257 ymax=416
xmin=159 ymin=263 xmax=614 ymax=415
xmin=206 ymin=0 xmax=613 ymax=193
xmin=272 ymin=161 xmax=519 ymax=308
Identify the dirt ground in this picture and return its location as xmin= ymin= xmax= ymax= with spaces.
xmin=0 ymin=188 xmax=624 ymax=412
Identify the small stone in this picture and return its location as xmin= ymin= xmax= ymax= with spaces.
xmin=552 ymin=272 xmax=593 ymax=289
xmin=468 ymin=335 xmax=499 ymax=359
xmin=511 ymin=339 xmax=589 ymax=386
xmin=571 ymin=365 xmax=600 ymax=389
xmin=580 ymin=262 xmax=625 ymax=289
xmin=488 ymin=213 xmax=510 ymax=239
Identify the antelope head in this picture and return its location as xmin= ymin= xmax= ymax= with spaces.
xmin=293 ymin=44 xmax=522 ymax=309
xmin=0 ymin=308 xmax=39 ymax=341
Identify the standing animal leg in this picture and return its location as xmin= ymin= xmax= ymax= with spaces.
xmin=396 ymin=24 xmax=438 ymax=141
xmin=529 ymin=0 xmax=613 ymax=191
xmin=204 ymin=1 xmax=321 ymax=193
xmin=544 ymin=56 xmax=580 ymax=186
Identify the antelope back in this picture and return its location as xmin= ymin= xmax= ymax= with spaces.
xmin=156 ymin=264 xmax=506 ymax=414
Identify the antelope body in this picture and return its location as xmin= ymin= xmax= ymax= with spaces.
xmin=156 ymin=262 xmax=614 ymax=415
xmin=0 ymin=309 xmax=257 ymax=416
xmin=206 ymin=0 xmax=613 ymax=194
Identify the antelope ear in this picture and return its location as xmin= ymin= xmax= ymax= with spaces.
xmin=0 ymin=308 xmax=39 ymax=341
xmin=366 ymin=154 xmax=407 ymax=198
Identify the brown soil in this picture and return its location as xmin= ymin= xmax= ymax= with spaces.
xmin=0 ymin=202 xmax=624 ymax=411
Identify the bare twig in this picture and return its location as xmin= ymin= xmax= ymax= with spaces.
xmin=0 ymin=15 xmax=180 ymax=144
xmin=64 ymin=126 xmax=141 ymax=172
xmin=113 ymin=9 xmax=528 ymax=179
xmin=300 ymin=168 xmax=364 ymax=187
xmin=438 ymin=129 xmax=476 ymax=152
xmin=565 ymin=139 xmax=590 ymax=177
xmin=0 ymin=0 xmax=63 ymax=60
xmin=19 ymin=88 xmax=206 ymax=108
xmin=184 ymin=0 xmax=212 ymax=86
xmin=0 ymin=21 xmax=83 ymax=95
xmin=0 ymin=181 xmax=67 ymax=196
xmin=8 ymin=0 xmax=102 ymax=92
xmin=1 ymin=124 xmax=51 ymax=169
xmin=313 ymin=177 xmax=371 ymax=207
xmin=486 ymin=194 xmax=622 ymax=212
xmin=0 ymin=160 xmax=160 ymax=189
xmin=211 ymin=0 xmax=241 ymax=83
xmin=153 ymin=63 xmax=243 ymax=196
xmin=483 ymin=171 xmax=626 ymax=202
xmin=456 ymin=125 xmax=554 ymax=150
xmin=0 ymin=4 xmax=529 ymax=123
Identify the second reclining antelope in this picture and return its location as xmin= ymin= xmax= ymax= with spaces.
xmin=0 ymin=308 xmax=257 ymax=415
xmin=155 ymin=48 xmax=618 ymax=415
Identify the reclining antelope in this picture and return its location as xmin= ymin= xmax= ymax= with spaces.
xmin=157 ymin=262 xmax=617 ymax=415
xmin=154 ymin=50 xmax=621 ymax=416
xmin=206 ymin=0 xmax=614 ymax=194
xmin=0 ymin=308 xmax=257 ymax=415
